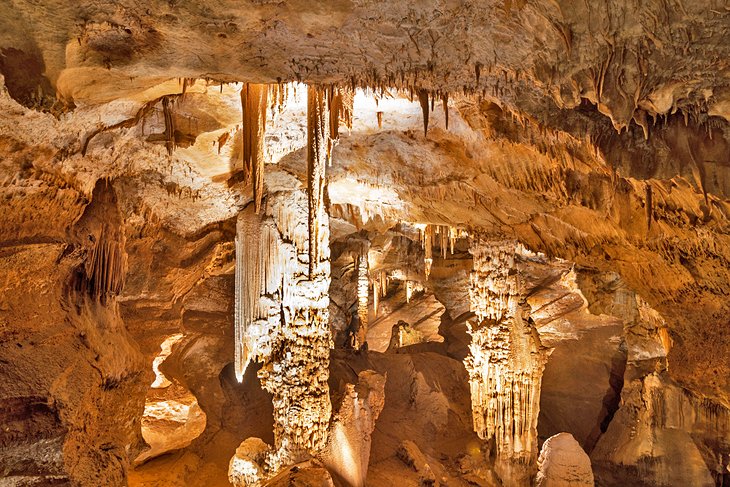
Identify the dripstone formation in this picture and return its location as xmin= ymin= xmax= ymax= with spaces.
xmin=1 ymin=2 xmax=729 ymax=486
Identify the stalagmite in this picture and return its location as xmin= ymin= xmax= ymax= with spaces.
xmin=240 ymin=84 xmax=269 ymax=213
xmin=307 ymin=85 xmax=330 ymax=276
xmin=464 ymin=237 xmax=548 ymax=481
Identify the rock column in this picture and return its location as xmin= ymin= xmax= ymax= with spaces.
xmin=464 ymin=237 xmax=548 ymax=482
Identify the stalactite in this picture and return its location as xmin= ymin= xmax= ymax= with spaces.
xmin=181 ymin=77 xmax=196 ymax=96
xmin=464 ymin=237 xmax=548 ymax=472
xmin=234 ymin=218 xmax=243 ymax=381
xmin=240 ymin=84 xmax=269 ymax=213
xmin=307 ymin=85 xmax=330 ymax=276
xmin=235 ymin=207 xmax=263 ymax=382
xmin=162 ymin=96 xmax=175 ymax=155
xmin=440 ymin=225 xmax=448 ymax=259
xmin=418 ymin=88 xmax=430 ymax=137
xmin=442 ymin=92 xmax=449 ymax=130
xmin=372 ymin=272 xmax=387 ymax=317
xmin=84 ymin=237 xmax=126 ymax=302
xmin=424 ymin=224 xmax=433 ymax=279
xmin=324 ymin=85 xmax=353 ymax=164
xmin=373 ymin=280 xmax=379 ymax=318
xmin=267 ymin=83 xmax=287 ymax=117
xmin=327 ymin=87 xmax=340 ymax=164
xmin=340 ymin=88 xmax=354 ymax=132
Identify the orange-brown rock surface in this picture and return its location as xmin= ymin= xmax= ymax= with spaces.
xmin=1 ymin=2 xmax=729 ymax=486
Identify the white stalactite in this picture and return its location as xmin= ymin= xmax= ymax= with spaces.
xmin=424 ymin=225 xmax=433 ymax=280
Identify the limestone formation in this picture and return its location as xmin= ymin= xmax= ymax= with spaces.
xmin=320 ymin=370 xmax=386 ymax=487
xmin=355 ymin=250 xmax=370 ymax=348
xmin=465 ymin=238 xmax=549 ymax=482
xmin=1 ymin=2 xmax=729 ymax=486
xmin=232 ymin=176 xmax=332 ymax=474
xmin=240 ymin=83 xmax=269 ymax=214
xmin=229 ymin=438 xmax=271 ymax=487
xmin=535 ymin=433 xmax=594 ymax=487
xmin=307 ymin=85 xmax=330 ymax=277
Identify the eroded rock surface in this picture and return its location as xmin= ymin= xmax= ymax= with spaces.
xmin=1 ymin=2 xmax=729 ymax=485
xmin=536 ymin=433 xmax=594 ymax=487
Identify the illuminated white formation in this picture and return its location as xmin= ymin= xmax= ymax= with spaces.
xmin=465 ymin=237 xmax=548 ymax=474
xmin=232 ymin=84 xmax=340 ymax=480
xmin=418 ymin=224 xmax=466 ymax=280
xmin=356 ymin=251 xmax=369 ymax=347
xmin=372 ymin=272 xmax=387 ymax=317
xmin=423 ymin=225 xmax=433 ymax=279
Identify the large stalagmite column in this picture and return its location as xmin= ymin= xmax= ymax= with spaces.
xmin=232 ymin=84 xmax=336 ymax=479
xmin=464 ymin=237 xmax=548 ymax=482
